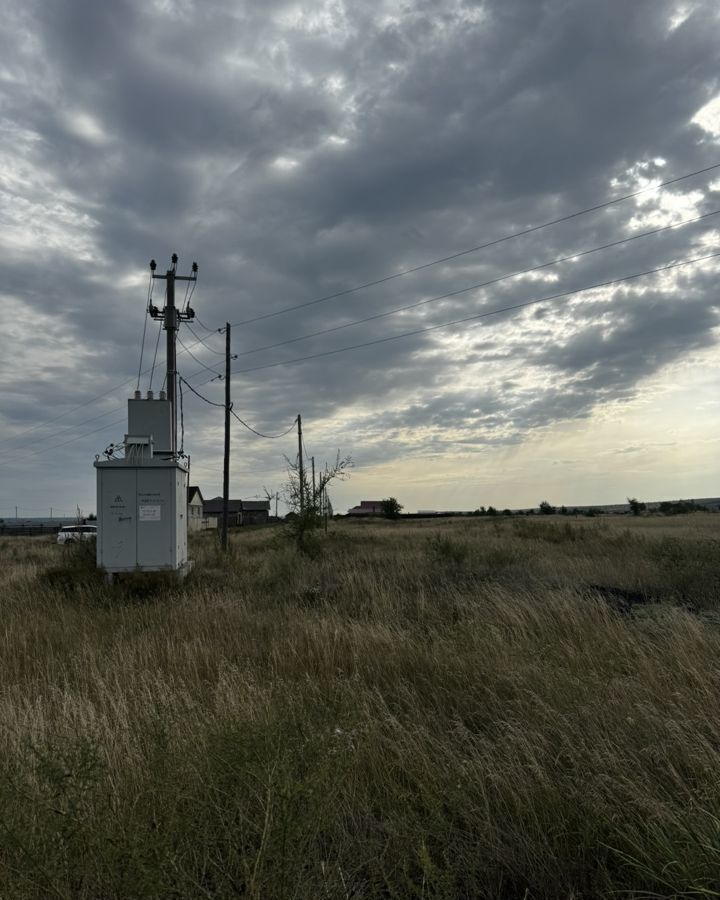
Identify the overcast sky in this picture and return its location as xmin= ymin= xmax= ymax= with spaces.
xmin=1 ymin=0 xmax=720 ymax=517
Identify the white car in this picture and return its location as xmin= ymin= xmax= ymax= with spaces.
xmin=57 ymin=524 xmax=97 ymax=544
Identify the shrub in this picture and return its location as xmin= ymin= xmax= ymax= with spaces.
xmin=426 ymin=533 xmax=469 ymax=567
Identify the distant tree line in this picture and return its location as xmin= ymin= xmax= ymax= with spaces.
xmin=346 ymin=496 xmax=713 ymax=522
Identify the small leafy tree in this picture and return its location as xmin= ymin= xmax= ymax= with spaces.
xmin=381 ymin=497 xmax=403 ymax=520
xmin=627 ymin=497 xmax=646 ymax=516
xmin=283 ymin=451 xmax=352 ymax=553
xmin=539 ymin=500 xmax=555 ymax=515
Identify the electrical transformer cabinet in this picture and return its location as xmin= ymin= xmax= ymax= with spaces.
xmin=96 ymin=460 xmax=188 ymax=573
xmin=94 ymin=395 xmax=191 ymax=579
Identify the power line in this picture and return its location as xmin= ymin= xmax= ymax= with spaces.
xmin=180 ymin=275 xmax=195 ymax=314
xmin=179 ymin=376 xmax=225 ymax=408
xmin=193 ymin=314 xmax=221 ymax=335
xmin=233 ymin=209 xmax=720 ymax=359
xmin=0 ymin=330 xmax=218 ymax=456
xmin=148 ymin=319 xmax=163 ymax=391
xmin=0 ymin=403 xmax=129 ymax=466
xmin=177 ymin=335 xmax=222 ymax=378
xmin=136 ymin=274 xmax=154 ymax=390
xmin=47 ymin=235 xmax=711 ymax=458
xmin=185 ymin=322 xmax=227 ymax=355
xmin=180 ymin=375 xmax=298 ymax=438
xmin=3 ymin=252 xmax=715 ymax=468
xmin=179 ymin=377 xmax=185 ymax=456
xmin=231 ymin=408 xmax=299 ymax=439
xmin=228 ymin=249 xmax=720 ymax=376
xmin=3 ymin=162 xmax=719 ymax=461
xmin=229 ymin=161 xmax=720 ymax=328
xmin=0 ymin=415 xmax=128 ymax=467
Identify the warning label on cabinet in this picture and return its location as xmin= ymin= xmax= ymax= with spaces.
xmin=139 ymin=505 xmax=162 ymax=521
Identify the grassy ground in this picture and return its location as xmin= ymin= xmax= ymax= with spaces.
xmin=1 ymin=514 xmax=720 ymax=899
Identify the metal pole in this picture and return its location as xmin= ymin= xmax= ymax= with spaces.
xmin=222 ymin=323 xmax=231 ymax=551
xmin=164 ymin=258 xmax=178 ymax=454
xmin=297 ymin=414 xmax=304 ymax=514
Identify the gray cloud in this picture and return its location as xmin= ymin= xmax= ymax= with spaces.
xmin=1 ymin=0 xmax=719 ymax=512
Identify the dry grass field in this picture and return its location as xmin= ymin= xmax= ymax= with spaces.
xmin=1 ymin=514 xmax=720 ymax=899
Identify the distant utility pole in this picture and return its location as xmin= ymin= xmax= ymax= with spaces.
xmin=311 ymin=456 xmax=316 ymax=510
xmin=149 ymin=254 xmax=198 ymax=453
xmin=297 ymin=414 xmax=304 ymax=514
xmin=222 ymin=323 xmax=231 ymax=552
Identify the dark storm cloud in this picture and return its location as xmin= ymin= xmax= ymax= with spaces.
xmin=1 ymin=0 xmax=720 ymax=509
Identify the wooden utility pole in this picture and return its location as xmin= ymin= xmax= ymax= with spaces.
xmin=311 ymin=456 xmax=316 ymax=511
xmin=297 ymin=414 xmax=304 ymax=514
xmin=222 ymin=323 xmax=231 ymax=551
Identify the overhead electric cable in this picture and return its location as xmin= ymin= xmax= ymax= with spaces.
xmin=179 ymin=375 xmax=297 ymax=437
xmin=136 ymin=274 xmax=154 ymax=390
xmin=230 ymin=161 xmax=720 ymax=328
xmin=233 ymin=209 xmax=720 ymax=359
xmin=193 ymin=315 xmax=220 ymax=335
xmin=0 ymin=331 xmax=218 ymax=454
xmin=231 ymin=409 xmax=299 ymax=439
xmin=228 ymin=250 xmax=720 ymax=376
xmin=177 ymin=335 xmax=222 ymax=378
xmin=4 ymin=162 xmax=719 ymax=458
xmin=148 ymin=321 xmax=163 ymax=392
xmin=0 ymin=402 xmax=137 ymax=466
xmin=302 ymin=434 xmax=311 ymax=462
xmin=178 ymin=376 xmax=226 ymax=408
xmin=180 ymin=276 xmax=194 ymax=314
xmin=185 ymin=322 xmax=227 ymax=355
xmin=179 ymin=378 xmax=185 ymax=455
xmin=0 ymin=416 xmax=128 ymax=467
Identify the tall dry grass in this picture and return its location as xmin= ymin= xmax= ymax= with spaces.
xmin=0 ymin=515 xmax=719 ymax=898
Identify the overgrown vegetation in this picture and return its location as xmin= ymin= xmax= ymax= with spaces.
xmin=1 ymin=515 xmax=720 ymax=898
xmin=282 ymin=451 xmax=352 ymax=554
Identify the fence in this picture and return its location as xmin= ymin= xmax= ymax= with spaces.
xmin=0 ymin=525 xmax=63 ymax=537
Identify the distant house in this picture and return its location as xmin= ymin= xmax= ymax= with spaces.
xmin=203 ymin=497 xmax=271 ymax=526
xmin=203 ymin=497 xmax=242 ymax=527
xmin=241 ymin=500 xmax=271 ymax=525
xmin=347 ymin=500 xmax=384 ymax=516
xmin=188 ymin=486 xmax=217 ymax=531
